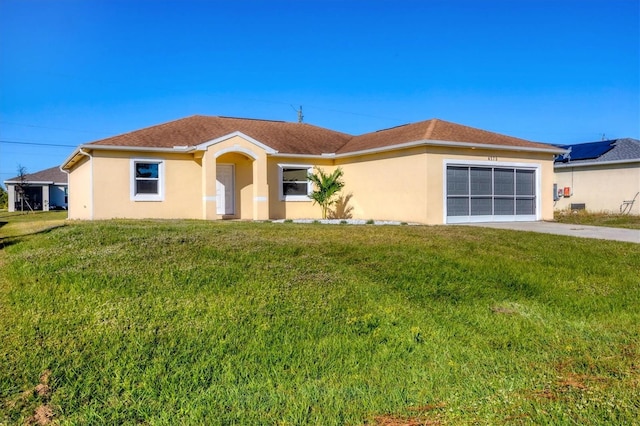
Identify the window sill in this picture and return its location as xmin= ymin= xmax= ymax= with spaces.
xmin=281 ymin=195 xmax=311 ymax=202
xmin=132 ymin=196 xmax=164 ymax=202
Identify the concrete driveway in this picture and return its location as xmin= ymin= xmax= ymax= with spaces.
xmin=459 ymin=221 xmax=640 ymax=243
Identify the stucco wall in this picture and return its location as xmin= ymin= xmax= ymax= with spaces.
xmin=267 ymin=157 xmax=334 ymax=220
xmin=554 ymin=163 xmax=640 ymax=215
xmin=91 ymin=151 xmax=202 ymax=220
xmin=67 ymin=156 xmax=92 ymax=219
xmin=336 ymin=147 xmax=429 ymax=223
xmin=334 ymin=146 xmax=555 ymax=225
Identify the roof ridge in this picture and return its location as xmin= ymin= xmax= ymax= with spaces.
xmin=424 ymin=119 xmax=438 ymax=139
xmin=217 ymin=116 xmax=287 ymax=123
xmin=372 ymin=122 xmax=411 ymax=133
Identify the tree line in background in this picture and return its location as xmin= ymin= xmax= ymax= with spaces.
xmin=0 ymin=186 xmax=7 ymax=210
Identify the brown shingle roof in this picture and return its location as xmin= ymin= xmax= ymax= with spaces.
xmin=83 ymin=115 xmax=555 ymax=155
xmin=87 ymin=115 xmax=352 ymax=155
xmin=5 ymin=166 xmax=67 ymax=184
xmin=337 ymin=118 xmax=553 ymax=153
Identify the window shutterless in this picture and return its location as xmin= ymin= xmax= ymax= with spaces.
xmin=130 ymin=159 xmax=164 ymax=201
xmin=278 ymin=165 xmax=312 ymax=201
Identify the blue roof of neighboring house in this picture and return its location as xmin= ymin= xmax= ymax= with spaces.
xmin=555 ymin=138 xmax=640 ymax=165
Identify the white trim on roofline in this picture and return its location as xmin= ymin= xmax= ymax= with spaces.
xmin=3 ymin=180 xmax=66 ymax=185
xmin=554 ymin=158 xmax=640 ymax=169
xmin=61 ymin=145 xmax=196 ymax=170
xmin=61 ymin=134 xmax=563 ymax=168
xmin=79 ymin=145 xmax=195 ymax=153
xmin=272 ymin=139 xmax=563 ymax=159
xmin=195 ymin=131 xmax=278 ymax=154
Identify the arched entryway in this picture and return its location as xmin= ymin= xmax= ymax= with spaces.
xmin=215 ymin=152 xmax=255 ymax=220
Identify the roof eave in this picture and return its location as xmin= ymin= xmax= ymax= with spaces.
xmin=61 ymin=144 xmax=199 ymax=170
xmin=554 ymin=158 xmax=640 ymax=169
xmin=418 ymin=139 xmax=565 ymax=154
xmin=3 ymin=180 xmax=66 ymax=185
xmin=84 ymin=144 xmax=197 ymax=153
xmin=272 ymin=139 xmax=563 ymax=159
xmin=61 ymin=135 xmax=564 ymax=165
xmin=61 ymin=147 xmax=83 ymax=171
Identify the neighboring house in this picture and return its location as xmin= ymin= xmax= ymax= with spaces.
xmin=554 ymin=138 xmax=640 ymax=215
xmin=61 ymin=115 xmax=563 ymax=224
xmin=4 ymin=166 xmax=68 ymax=212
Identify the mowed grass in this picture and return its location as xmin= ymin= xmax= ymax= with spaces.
xmin=554 ymin=210 xmax=640 ymax=229
xmin=0 ymin=211 xmax=68 ymax=242
xmin=1 ymin=219 xmax=639 ymax=425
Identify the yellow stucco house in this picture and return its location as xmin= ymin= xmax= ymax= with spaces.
xmin=60 ymin=115 xmax=563 ymax=224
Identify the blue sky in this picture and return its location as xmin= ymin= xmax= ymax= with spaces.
xmin=1 ymin=0 xmax=638 ymax=185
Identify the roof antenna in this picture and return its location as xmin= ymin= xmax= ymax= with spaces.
xmin=601 ymin=133 xmax=606 ymax=141
xmin=291 ymin=105 xmax=304 ymax=123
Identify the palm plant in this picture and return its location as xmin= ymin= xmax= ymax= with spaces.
xmin=307 ymin=167 xmax=345 ymax=219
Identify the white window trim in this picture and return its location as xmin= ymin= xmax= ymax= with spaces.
xmin=442 ymin=159 xmax=541 ymax=223
xmin=130 ymin=158 xmax=165 ymax=202
xmin=278 ymin=163 xmax=313 ymax=202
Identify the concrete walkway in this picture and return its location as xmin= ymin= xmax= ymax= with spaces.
xmin=459 ymin=221 xmax=640 ymax=243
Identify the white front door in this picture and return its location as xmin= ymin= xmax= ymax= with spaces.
xmin=216 ymin=165 xmax=234 ymax=215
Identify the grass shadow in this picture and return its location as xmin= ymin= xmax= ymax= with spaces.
xmin=0 ymin=224 xmax=67 ymax=250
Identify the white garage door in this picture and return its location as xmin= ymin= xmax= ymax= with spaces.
xmin=446 ymin=164 xmax=538 ymax=223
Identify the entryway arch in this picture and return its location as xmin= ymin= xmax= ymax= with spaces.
xmin=215 ymin=151 xmax=255 ymax=220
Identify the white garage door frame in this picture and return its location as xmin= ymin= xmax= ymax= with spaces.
xmin=443 ymin=159 xmax=542 ymax=224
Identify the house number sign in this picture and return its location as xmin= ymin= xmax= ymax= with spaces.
xmin=487 ymin=156 xmax=498 ymax=161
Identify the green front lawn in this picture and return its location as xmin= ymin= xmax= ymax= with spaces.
xmin=0 ymin=211 xmax=68 ymax=242
xmin=1 ymin=220 xmax=638 ymax=425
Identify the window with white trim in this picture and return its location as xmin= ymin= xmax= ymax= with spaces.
xmin=279 ymin=165 xmax=312 ymax=201
xmin=131 ymin=159 xmax=164 ymax=201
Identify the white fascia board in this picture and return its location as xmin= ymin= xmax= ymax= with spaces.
xmin=270 ymin=153 xmax=329 ymax=159
xmin=61 ymin=145 xmax=196 ymax=170
xmin=418 ymin=139 xmax=565 ymax=154
xmin=195 ymin=131 xmax=278 ymax=154
xmin=82 ymin=144 xmax=195 ymax=153
xmin=271 ymin=139 xmax=563 ymax=160
xmin=3 ymin=180 xmax=64 ymax=185
xmin=554 ymin=159 xmax=640 ymax=169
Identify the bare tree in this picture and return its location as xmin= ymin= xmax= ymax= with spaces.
xmin=15 ymin=165 xmax=33 ymax=213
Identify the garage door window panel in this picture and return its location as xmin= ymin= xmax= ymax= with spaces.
xmin=447 ymin=167 xmax=469 ymax=195
xmin=446 ymin=164 xmax=537 ymax=221
xmin=447 ymin=197 xmax=469 ymax=216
